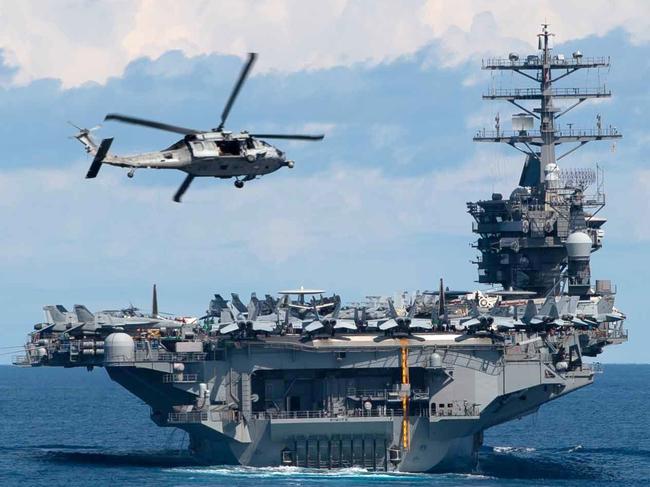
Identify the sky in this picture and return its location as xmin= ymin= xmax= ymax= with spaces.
xmin=0 ymin=0 xmax=648 ymax=363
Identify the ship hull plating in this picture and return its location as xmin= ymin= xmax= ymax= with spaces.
xmin=181 ymin=415 xmax=480 ymax=472
xmin=103 ymin=335 xmax=598 ymax=473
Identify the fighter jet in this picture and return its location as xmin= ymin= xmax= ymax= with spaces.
xmin=372 ymin=298 xmax=432 ymax=341
xmin=219 ymin=298 xmax=278 ymax=339
xmin=300 ymin=299 xmax=358 ymax=341
xmin=520 ymin=297 xmax=563 ymax=331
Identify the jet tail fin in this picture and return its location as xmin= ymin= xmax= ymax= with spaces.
xmin=265 ymin=294 xmax=277 ymax=313
xmin=220 ymin=308 xmax=235 ymax=324
xmin=85 ymin=137 xmax=113 ymax=179
xmin=248 ymin=296 xmax=259 ymax=321
xmin=522 ymin=299 xmax=537 ymax=323
xmin=74 ymin=305 xmax=94 ymax=323
xmin=331 ymin=297 xmax=341 ymax=319
xmin=231 ymin=293 xmax=248 ymax=314
xmin=43 ymin=305 xmax=67 ymax=324
xmin=407 ymin=299 xmax=418 ymax=319
xmin=539 ymin=295 xmax=555 ymax=316
xmin=387 ymin=298 xmax=398 ymax=318
xmin=211 ymin=294 xmax=229 ymax=312
xmin=468 ymin=300 xmax=480 ymax=318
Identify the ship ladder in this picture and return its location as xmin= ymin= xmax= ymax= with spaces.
xmin=400 ymin=338 xmax=410 ymax=451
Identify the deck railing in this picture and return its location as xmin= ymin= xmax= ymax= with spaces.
xmin=167 ymin=411 xmax=208 ymax=423
xmin=482 ymin=56 xmax=609 ymax=69
xmin=252 ymin=402 xmax=480 ymax=420
xmin=132 ymin=350 xmax=207 ymax=363
xmin=431 ymin=400 xmax=480 ymax=417
xmin=343 ymin=387 xmax=429 ymax=400
xmin=165 ymin=400 xmax=481 ymax=425
xmin=162 ymin=373 xmax=198 ymax=383
xmin=166 ymin=409 xmax=240 ymax=424
xmin=251 ymin=409 xmax=404 ymax=420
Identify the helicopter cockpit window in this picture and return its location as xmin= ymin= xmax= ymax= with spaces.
xmin=216 ymin=139 xmax=242 ymax=156
xmin=245 ymin=138 xmax=255 ymax=149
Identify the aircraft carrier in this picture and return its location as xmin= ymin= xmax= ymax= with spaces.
xmin=15 ymin=26 xmax=628 ymax=472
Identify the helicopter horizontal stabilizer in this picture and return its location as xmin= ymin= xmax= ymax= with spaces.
xmin=85 ymin=138 xmax=113 ymax=179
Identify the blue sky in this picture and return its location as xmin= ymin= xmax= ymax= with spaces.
xmin=1 ymin=2 xmax=648 ymax=363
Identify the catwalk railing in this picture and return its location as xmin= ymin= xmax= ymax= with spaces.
xmin=166 ymin=401 xmax=481 ymax=425
xmin=162 ymin=373 xmax=199 ymax=383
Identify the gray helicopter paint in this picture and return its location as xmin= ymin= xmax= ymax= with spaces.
xmin=74 ymin=53 xmax=323 ymax=201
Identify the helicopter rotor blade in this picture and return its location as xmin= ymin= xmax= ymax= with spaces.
xmin=105 ymin=113 xmax=198 ymax=135
xmin=218 ymin=52 xmax=257 ymax=131
xmin=250 ymin=133 xmax=325 ymax=141
xmin=173 ymin=174 xmax=195 ymax=203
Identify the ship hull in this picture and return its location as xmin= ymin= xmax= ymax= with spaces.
xmin=186 ymin=418 xmax=481 ymax=472
xmin=102 ymin=335 xmax=599 ymax=473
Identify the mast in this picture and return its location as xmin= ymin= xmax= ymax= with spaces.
xmin=468 ymin=25 xmax=621 ymax=296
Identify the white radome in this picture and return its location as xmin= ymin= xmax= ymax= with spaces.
xmin=566 ymin=231 xmax=592 ymax=259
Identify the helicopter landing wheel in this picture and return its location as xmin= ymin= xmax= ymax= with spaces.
xmin=127 ymin=169 xmax=135 ymax=179
xmin=234 ymin=180 xmax=244 ymax=189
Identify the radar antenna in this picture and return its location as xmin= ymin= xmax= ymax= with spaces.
xmin=468 ymin=25 xmax=621 ymax=296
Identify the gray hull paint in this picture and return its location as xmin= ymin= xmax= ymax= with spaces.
xmin=104 ymin=335 xmax=596 ymax=472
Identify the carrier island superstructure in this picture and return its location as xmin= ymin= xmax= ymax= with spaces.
xmin=15 ymin=26 xmax=627 ymax=472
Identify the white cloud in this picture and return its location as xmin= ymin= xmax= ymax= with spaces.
xmin=0 ymin=154 xmax=520 ymax=269
xmin=607 ymin=168 xmax=650 ymax=242
xmin=0 ymin=0 xmax=649 ymax=87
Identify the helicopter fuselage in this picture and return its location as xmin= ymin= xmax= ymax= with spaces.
xmin=103 ymin=133 xmax=290 ymax=179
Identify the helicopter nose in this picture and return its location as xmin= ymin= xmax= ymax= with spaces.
xmin=286 ymin=160 xmax=295 ymax=168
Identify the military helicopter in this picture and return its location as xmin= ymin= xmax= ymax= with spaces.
xmin=75 ymin=53 xmax=324 ymax=202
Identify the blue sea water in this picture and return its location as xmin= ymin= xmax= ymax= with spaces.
xmin=0 ymin=364 xmax=648 ymax=487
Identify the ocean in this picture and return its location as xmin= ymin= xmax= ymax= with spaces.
xmin=0 ymin=364 xmax=648 ymax=486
